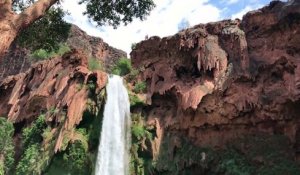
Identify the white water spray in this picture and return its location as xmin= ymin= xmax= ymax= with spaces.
xmin=95 ymin=75 xmax=131 ymax=175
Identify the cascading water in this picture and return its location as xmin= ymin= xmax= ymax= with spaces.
xmin=95 ymin=75 xmax=131 ymax=175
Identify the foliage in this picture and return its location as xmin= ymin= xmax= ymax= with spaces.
xmin=87 ymin=80 xmax=96 ymax=91
xmin=127 ymin=68 xmax=139 ymax=81
xmin=45 ymin=93 xmax=105 ymax=174
xmin=133 ymin=81 xmax=147 ymax=93
xmin=30 ymin=49 xmax=53 ymax=61
xmin=11 ymin=0 xmax=155 ymax=56
xmin=131 ymin=114 xmax=152 ymax=141
xmin=217 ymin=149 xmax=254 ymax=175
xmin=79 ymin=0 xmax=155 ymax=28
xmin=15 ymin=113 xmax=53 ymax=175
xmin=0 ymin=117 xmax=15 ymax=174
xmin=15 ymin=144 xmax=41 ymax=175
xmin=54 ymin=44 xmax=71 ymax=56
xmin=88 ymin=57 xmax=103 ymax=71
xmin=46 ymin=125 xmax=95 ymax=175
xmin=30 ymin=43 xmax=70 ymax=61
xmin=17 ymin=8 xmax=71 ymax=52
xmin=214 ymin=134 xmax=300 ymax=175
xmin=129 ymin=94 xmax=145 ymax=108
xmin=22 ymin=114 xmax=47 ymax=148
xmin=45 ymin=141 xmax=92 ymax=175
xmin=13 ymin=0 xmax=155 ymax=29
xmin=155 ymin=134 xmax=214 ymax=175
xmin=130 ymin=114 xmax=155 ymax=175
xmin=48 ymin=107 xmax=59 ymax=115
xmin=62 ymin=141 xmax=91 ymax=175
xmin=42 ymin=127 xmax=53 ymax=143
xmin=112 ymin=58 xmax=132 ymax=76
xmin=152 ymin=133 xmax=300 ymax=175
xmin=43 ymin=154 xmax=69 ymax=175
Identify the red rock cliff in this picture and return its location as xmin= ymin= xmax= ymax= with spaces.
xmin=0 ymin=49 xmax=107 ymax=152
xmin=131 ymin=0 xmax=300 ymax=159
xmin=0 ymin=24 xmax=126 ymax=81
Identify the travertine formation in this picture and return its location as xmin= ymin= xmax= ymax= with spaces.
xmin=0 ymin=49 xmax=107 ymax=151
xmin=131 ymin=0 xmax=300 ymax=160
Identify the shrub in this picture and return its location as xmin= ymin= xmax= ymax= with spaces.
xmin=133 ymin=81 xmax=146 ymax=93
xmin=129 ymin=94 xmax=145 ymax=108
xmin=62 ymin=141 xmax=91 ymax=175
xmin=88 ymin=57 xmax=102 ymax=71
xmin=112 ymin=58 xmax=132 ymax=76
xmin=130 ymin=114 xmax=155 ymax=175
xmin=127 ymin=68 xmax=139 ymax=81
xmin=55 ymin=43 xmax=71 ymax=56
xmin=31 ymin=49 xmax=53 ymax=61
xmin=30 ymin=43 xmax=70 ymax=61
xmin=0 ymin=117 xmax=15 ymax=174
xmin=16 ymin=144 xmax=41 ymax=175
xmin=22 ymin=114 xmax=47 ymax=148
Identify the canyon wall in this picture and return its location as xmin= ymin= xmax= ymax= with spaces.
xmin=0 ymin=24 xmax=126 ymax=81
xmin=130 ymin=0 xmax=300 ymax=168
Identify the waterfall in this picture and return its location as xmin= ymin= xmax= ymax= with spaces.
xmin=95 ymin=75 xmax=131 ymax=175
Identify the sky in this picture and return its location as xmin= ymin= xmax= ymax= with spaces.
xmin=62 ymin=0 xmax=275 ymax=55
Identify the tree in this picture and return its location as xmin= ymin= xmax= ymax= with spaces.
xmin=16 ymin=7 xmax=71 ymax=52
xmin=0 ymin=0 xmax=155 ymax=57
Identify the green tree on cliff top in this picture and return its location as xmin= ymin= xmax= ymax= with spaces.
xmin=0 ymin=0 xmax=155 ymax=56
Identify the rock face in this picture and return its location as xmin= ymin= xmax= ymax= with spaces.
xmin=131 ymin=0 xmax=300 ymax=161
xmin=66 ymin=25 xmax=127 ymax=70
xmin=0 ymin=49 xmax=107 ymax=152
xmin=0 ymin=24 xmax=126 ymax=81
xmin=0 ymin=44 xmax=30 ymax=81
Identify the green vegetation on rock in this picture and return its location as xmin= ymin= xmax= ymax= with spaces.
xmin=0 ymin=117 xmax=15 ymax=175
xmin=112 ymin=58 xmax=132 ymax=76
xmin=88 ymin=57 xmax=103 ymax=71
xmin=14 ymin=113 xmax=57 ymax=175
xmin=16 ymin=144 xmax=41 ymax=175
xmin=22 ymin=114 xmax=47 ymax=148
xmin=44 ymin=89 xmax=106 ymax=175
xmin=215 ymin=134 xmax=300 ymax=175
xmin=151 ymin=133 xmax=300 ymax=175
xmin=129 ymin=94 xmax=146 ymax=108
xmin=133 ymin=81 xmax=147 ymax=94
xmin=30 ymin=44 xmax=70 ymax=61
xmin=130 ymin=113 xmax=155 ymax=175
xmin=62 ymin=141 xmax=91 ymax=175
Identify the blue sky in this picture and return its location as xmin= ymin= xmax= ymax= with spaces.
xmin=62 ymin=0 xmax=275 ymax=55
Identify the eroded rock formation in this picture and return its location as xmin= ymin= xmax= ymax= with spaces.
xmin=0 ymin=49 xmax=107 ymax=152
xmin=0 ymin=24 xmax=126 ymax=81
xmin=131 ymin=0 xmax=300 ymax=162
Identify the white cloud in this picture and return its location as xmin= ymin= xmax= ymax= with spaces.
xmin=231 ymin=6 xmax=254 ymax=19
xmin=226 ymin=0 xmax=240 ymax=5
xmin=230 ymin=0 xmax=274 ymax=19
xmin=62 ymin=0 xmax=221 ymax=56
